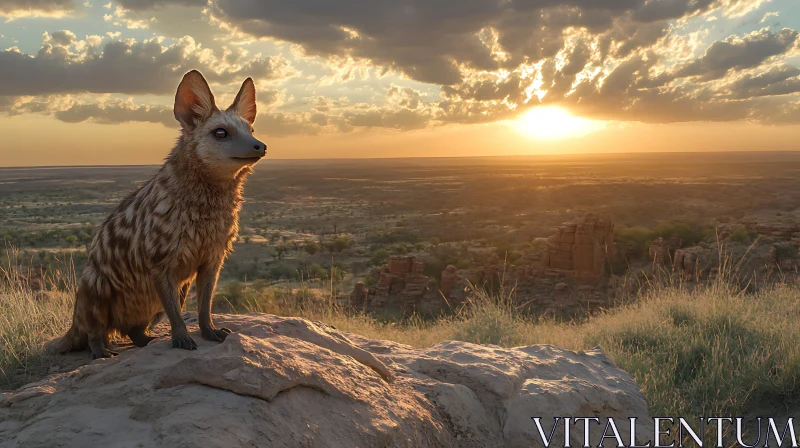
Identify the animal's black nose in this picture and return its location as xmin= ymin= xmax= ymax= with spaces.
xmin=253 ymin=144 xmax=261 ymax=151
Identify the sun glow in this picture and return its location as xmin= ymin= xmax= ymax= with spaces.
xmin=514 ymin=106 xmax=606 ymax=141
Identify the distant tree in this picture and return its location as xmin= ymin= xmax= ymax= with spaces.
xmin=243 ymin=236 xmax=252 ymax=244
xmin=65 ymin=235 xmax=78 ymax=246
xmin=275 ymin=245 xmax=288 ymax=260
xmin=307 ymin=263 xmax=328 ymax=280
xmin=331 ymin=237 xmax=351 ymax=253
xmin=430 ymin=237 xmax=441 ymax=247
xmin=729 ymin=226 xmax=757 ymax=243
xmin=305 ymin=242 xmax=319 ymax=256
xmin=371 ymin=249 xmax=390 ymax=266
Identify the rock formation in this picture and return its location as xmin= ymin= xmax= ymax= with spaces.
xmin=742 ymin=221 xmax=798 ymax=239
xmin=370 ymin=256 xmax=431 ymax=310
xmin=439 ymin=264 xmax=464 ymax=303
xmin=349 ymin=281 xmax=368 ymax=308
xmin=350 ymin=215 xmax=623 ymax=317
xmin=355 ymin=256 xmax=467 ymax=313
xmin=673 ymin=245 xmax=712 ymax=277
xmin=542 ymin=214 xmax=615 ymax=285
xmin=1 ymin=313 xmax=651 ymax=448
xmin=648 ymin=233 xmax=682 ymax=266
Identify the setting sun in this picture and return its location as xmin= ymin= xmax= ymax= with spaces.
xmin=514 ymin=106 xmax=606 ymax=141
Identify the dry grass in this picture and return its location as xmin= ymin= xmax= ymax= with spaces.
xmin=0 ymin=249 xmax=76 ymax=388
xmin=2 ymin=255 xmax=799 ymax=427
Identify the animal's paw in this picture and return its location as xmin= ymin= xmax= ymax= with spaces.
xmin=130 ymin=334 xmax=156 ymax=348
xmin=201 ymin=327 xmax=232 ymax=343
xmin=90 ymin=349 xmax=118 ymax=360
xmin=172 ymin=334 xmax=198 ymax=350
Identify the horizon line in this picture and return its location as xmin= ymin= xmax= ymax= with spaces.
xmin=1 ymin=149 xmax=798 ymax=170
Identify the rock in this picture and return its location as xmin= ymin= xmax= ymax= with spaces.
xmin=648 ymin=233 xmax=683 ymax=266
xmin=440 ymin=265 xmax=460 ymax=294
xmin=673 ymin=246 xmax=711 ymax=277
xmin=743 ymin=221 xmax=798 ymax=240
xmin=543 ymin=214 xmax=615 ymax=285
xmin=371 ymin=256 xmax=430 ymax=311
xmin=648 ymin=237 xmax=669 ymax=265
xmin=439 ymin=265 xmax=468 ymax=306
xmin=1 ymin=313 xmax=651 ymax=448
xmin=355 ymin=257 xmax=468 ymax=314
xmin=349 ymin=281 xmax=368 ymax=308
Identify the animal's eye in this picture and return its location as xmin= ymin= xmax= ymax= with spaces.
xmin=213 ymin=128 xmax=228 ymax=139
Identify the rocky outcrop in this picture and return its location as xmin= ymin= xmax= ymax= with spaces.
xmin=673 ymin=245 xmax=712 ymax=277
xmin=1 ymin=313 xmax=651 ymax=448
xmin=648 ymin=237 xmax=670 ymax=264
xmin=542 ymin=214 xmax=615 ymax=285
xmin=372 ymin=256 xmax=430 ymax=310
xmin=355 ymin=256 xmax=467 ymax=313
xmin=439 ymin=264 xmax=464 ymax=303
xmin=648 ymin=233 xmax=682 ymax=265
xmin=349 ymin=281 xmax=368 ymax=308
xmin=742 ymin=221 xmax=798 ymax=239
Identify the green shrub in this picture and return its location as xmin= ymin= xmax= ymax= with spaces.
xmin=370 ymin=249 xmax=390 ymax=266
xmin=615 ymin=226 xmax=655 ymax=259
xmin=773 ymin=242 xmax=798 ymax=260
xmin=653 ymin=221 xmax=710 ymax=246
xmin=728 ymin=226 xmax=757 ymax=243
xmin=267 ymin=263 xmax=299 ymax=281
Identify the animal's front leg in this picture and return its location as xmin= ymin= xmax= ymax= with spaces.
xmin=196 ymin=261 xmax=231 ymax=343
xmin=154 ymin=273 xmax=197 ymax=350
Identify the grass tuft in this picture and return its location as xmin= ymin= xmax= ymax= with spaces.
xmin=2 ymin=252 xmax=799 ymax=427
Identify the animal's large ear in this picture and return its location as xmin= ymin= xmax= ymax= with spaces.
xmin=174 ymin=70 xmax=217 ymax=131
xmin=228 ymin=77 xmax=257 ymax=124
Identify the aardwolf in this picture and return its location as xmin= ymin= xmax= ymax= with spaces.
xmin=48 ymin=70 xmax=266 ymax=359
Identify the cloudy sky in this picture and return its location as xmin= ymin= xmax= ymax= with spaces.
xmin=1 ymin=0 xmax=799 ymax=165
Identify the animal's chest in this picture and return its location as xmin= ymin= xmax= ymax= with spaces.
xmin=175 ymin=207 xmax=237 ymax=265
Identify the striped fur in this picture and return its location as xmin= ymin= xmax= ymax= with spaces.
xmin=48 ymin=70 xmax=266 ymax=358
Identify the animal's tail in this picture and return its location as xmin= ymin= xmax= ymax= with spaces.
xmin=45 ymin=324 xmax=87 ymax=354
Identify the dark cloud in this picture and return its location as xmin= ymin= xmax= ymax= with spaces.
xmin=675 ymin=28 xmax=799 ymax=81
xmin=725 ymin=65 xmax=800 ymax=98
xmin=633 ymin=0 xmax=716 ymax=22
xmin=2 ymin=96 xmax=175 ymax=126
xmin=204 ymin=0 xmax=761 ymax=86
xmin=0 ymin=96 xmax=21 ymax=111
xmin=4 ymin=0 xmax=800 ymax=132
xmin=207 ymin=0 xmax=635 ymax=85
xmin=53 ymin=102 xmax=175 ymax=126
xmin=195 ymin=0 xmax=800 ymax=127
xmin=115 ymin=0 xmax=206 ymax=10
xmin=49 ymin=30 xmax=77 ymax=46
xmin=0 ymin=0 xmax=74 ymax=16
xmin=1 ymin=85 xmax=285 ymax=128
xmin=0 ymin=34 xmax=289 ymax=96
